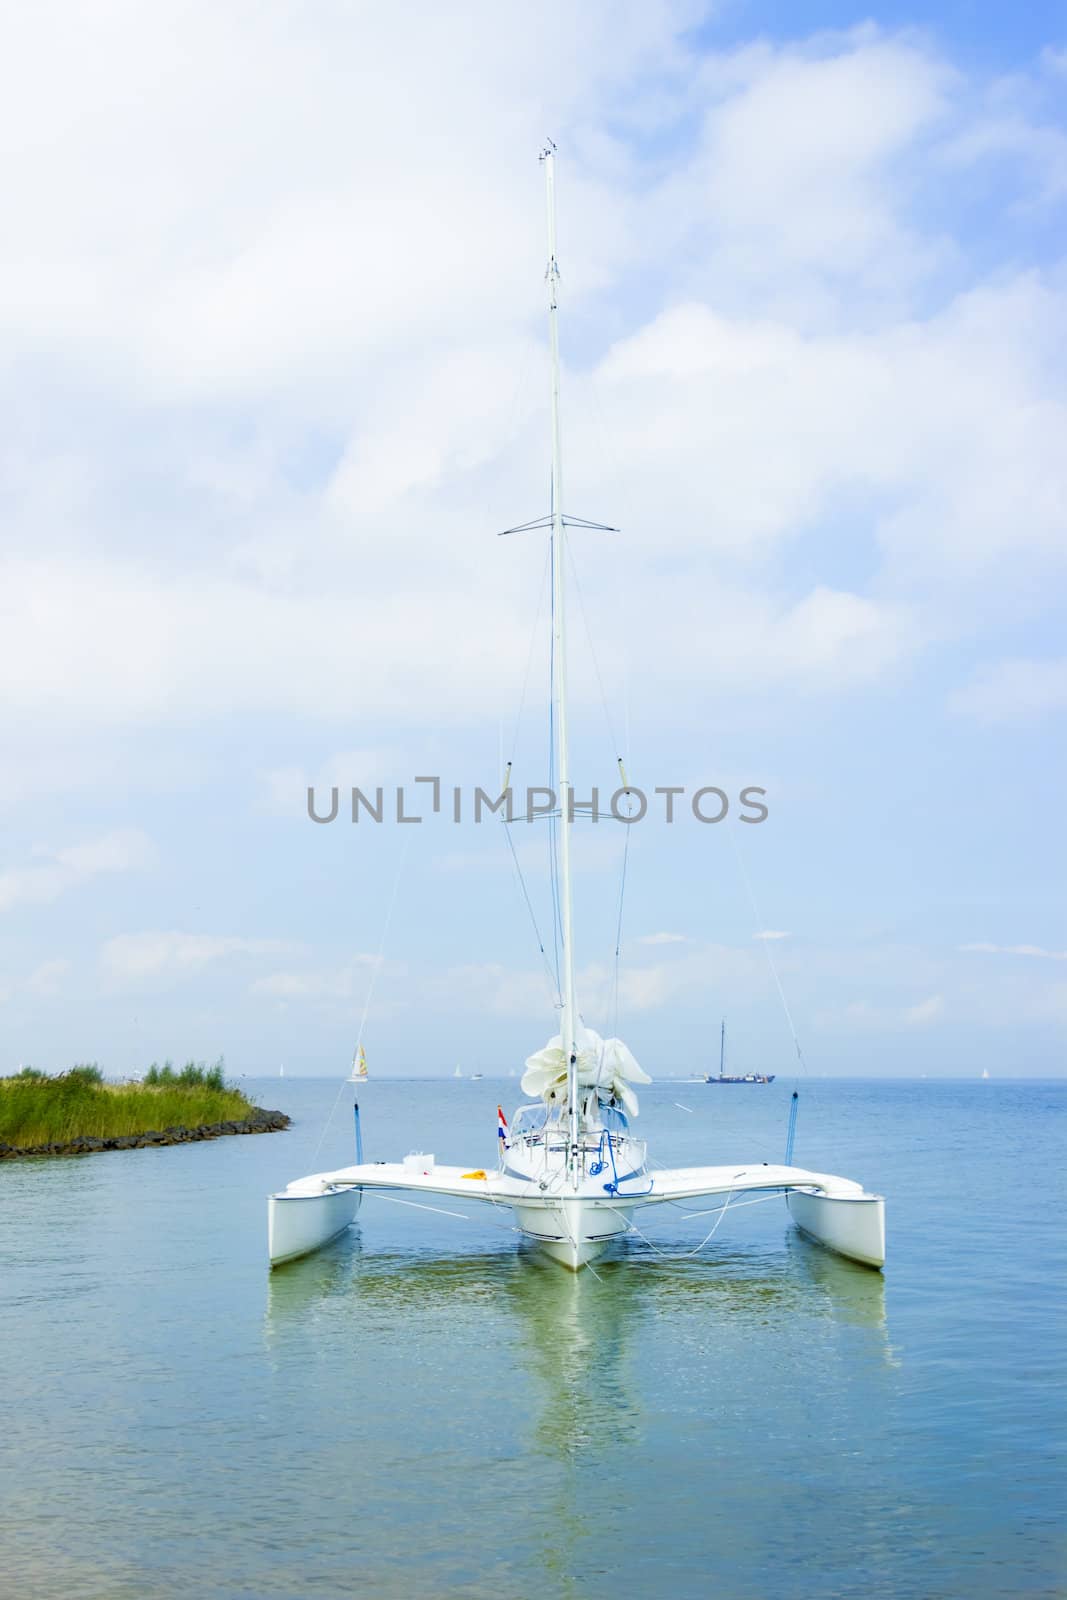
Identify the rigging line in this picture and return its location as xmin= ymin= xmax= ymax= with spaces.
xmin=611 ymin=797 xmax=634 ymax=1040
xmin=547 ymin=797 xmax=563 ymax=989
xmin=585 ymin=374 xmax=633 ymax=774
xmin=507 ymin=542 xmax=551 ymax=770
xmin=502 ymin=817 xmax=562 ymax=1005
xmin=603 ymin=1190 xmax=737 ymax=1258
xmin=661 ymin=1190 xmax=795 ymax=1219
xmin=561 ymin=537 xmax=634 ymax=1033
xmin=546 ymin=541 xmax=564 ymax=983
xmin=310 ymin=833 xmax=412 ymax=1166
xmin=547 ymin=770 xmax=565 ymax=982
xmin=368 ymin=1192 xmax=520 ymax=1232
xmin=725 ymin=826 xmax=810 ymax=1078
xmin=565 ymin=538 xmax=620 ymax=761
xmin=610 ymin=1191 xmax=786 ymax=1237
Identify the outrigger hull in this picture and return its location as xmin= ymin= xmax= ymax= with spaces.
xmin=786 ymin=1187 xmax=885 ymax=1269
xmin=268 ymin=1180 xmax=362 ymax=1266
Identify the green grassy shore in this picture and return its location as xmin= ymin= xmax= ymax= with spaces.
xmin=0 ymin=1061 xmax=261 ymax=1150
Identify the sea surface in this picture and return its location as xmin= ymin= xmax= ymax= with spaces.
xmin=1 ymin=1076 xmax=1064 ymax=1600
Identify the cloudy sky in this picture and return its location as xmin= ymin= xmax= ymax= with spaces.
xmin=1 ymin=1 xmax=1064 ymax=1079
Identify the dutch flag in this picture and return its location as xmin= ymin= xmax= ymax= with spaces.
xmin=497 ymin=1105 xmax=508 ymax=1145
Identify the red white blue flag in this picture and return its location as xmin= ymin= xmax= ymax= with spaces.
xmin=497 ymin=1105 xmax=508 ymax=1144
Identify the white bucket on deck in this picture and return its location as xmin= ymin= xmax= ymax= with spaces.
xmin=403 ymin=1152 xmax=435 ymax=1174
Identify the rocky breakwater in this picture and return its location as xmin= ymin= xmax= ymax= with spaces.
xmin=0 ymin=1107 xmax=290 ymax=1161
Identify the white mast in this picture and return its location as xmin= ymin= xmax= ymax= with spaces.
xmin=541 ymin=144 xmax=580 ymax=1170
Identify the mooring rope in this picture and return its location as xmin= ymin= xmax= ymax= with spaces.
xmin=603 ymin=1186 xmax=786 ymax=1261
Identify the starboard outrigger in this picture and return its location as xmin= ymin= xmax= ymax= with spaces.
xmin=268 ymin=147 xmax=885 ymax=1273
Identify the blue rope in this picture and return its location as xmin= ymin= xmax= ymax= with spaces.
xmin=785 ymin=1091 xmax=798 ymax=1166
xmin=354 ymin=1101 xmax=364 ymax=1165
xmin=602 ymin=1126 xmax=654 ymax=1196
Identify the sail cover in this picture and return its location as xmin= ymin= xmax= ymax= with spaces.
xmin=521 ymin=1027 xmax=651 ymax=1117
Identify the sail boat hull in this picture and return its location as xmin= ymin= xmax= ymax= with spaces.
xmin=510 ymin=1196 xmax=634 ymax=1270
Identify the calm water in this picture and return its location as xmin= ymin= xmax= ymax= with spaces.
xmin=2 ymin=1077 xmax=1064 ymax=1599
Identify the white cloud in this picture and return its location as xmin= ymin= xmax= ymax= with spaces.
xmin=0 ymin=19 xmax=1063 ymax=768
xmin=754 ymin=930 xmax=791 ymax=941
xmin=101 ymin=931 xmax=293 ymax=983
xmin=0 ymin=830 xmax=154 ymax=912
xmin=427 ymin=962 xmax=556 ymax=1018
xmin=819 ymin=992 xmax=946 ymax=1029
xmin=25 ymin=959 xmax=71 ymax=996
xmin=904 ymin=994 xmax=945 ymax=1025
xmin=589 ymin=281 xmax=1067 ymax=592
xmin=689 ymin=31 xmax=953 ymax=293
xmin=437 ymin=832 xmax=627 ymax=877
xmin=950 ymin=659 xmax=1067 ymax=723
xmin=250 ymin=955 xmax=384 ymax=1000
xmin=960 ymin=942 xmax=1067 ymax=961
xmin=638 ymin=931 xmax=687 ymax=945
xmin=0 ymin=12 xmax=1064 ymax=1076
xmin=263 ymin=749 xmax=401 ymax=817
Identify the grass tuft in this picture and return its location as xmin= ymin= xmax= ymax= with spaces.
xmin=0 ymin=1058 xmax=257 ymax=1148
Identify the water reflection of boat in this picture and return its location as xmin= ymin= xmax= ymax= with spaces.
xmin=265 ymin=1227 xmax=890 ymax=1382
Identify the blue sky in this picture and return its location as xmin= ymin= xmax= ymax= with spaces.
xmin=1 ymin=2 xmax=1064 ymax=1079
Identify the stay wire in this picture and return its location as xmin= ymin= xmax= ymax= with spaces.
xmin=563 ymin=538 xmax=635 ymax=1036
xmin=310 ymin=833 xmax=412 ymax=1167
xmin=611 ymin=804 xmax=633 ymax=1040
xmin=507 ymin=543 xmax=550 ymax=770
xmin=565 ymin=539 xmax=620 ymax=763
xmin=502 ymin=816 xmax=562 ymax=1006
xmin=725 ymin=826 xmax=810 ymax=1079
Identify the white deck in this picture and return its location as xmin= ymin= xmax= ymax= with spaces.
xmin=269 ymin=1158 xmax=885 ymax=1269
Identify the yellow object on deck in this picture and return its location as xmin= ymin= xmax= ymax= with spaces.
xmin=461 ymin=1170 xmax=487 ymax=1180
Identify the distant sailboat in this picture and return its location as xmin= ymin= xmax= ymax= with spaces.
xmin=348 ymin=1044 xmax=369 ymax=1083
xmin=703 ymin=1020 xmax=775 ymax=1084
xmin=454 ymin=1065 xmax=462 ymax=1079
xmin=981 ymin=1069 xmax=990 ymax=1081
xmin=279 ymin=1064 xmax=284 ymax=1078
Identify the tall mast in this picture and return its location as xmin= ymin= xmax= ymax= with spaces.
xmin=541 ymin=144 xmax=580 ymax=1162
xmin=720 ymin=1019 xmax=725 ymax=1079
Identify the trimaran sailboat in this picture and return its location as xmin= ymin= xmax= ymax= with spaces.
xmin=268 ymin=148 xmax=886 ymax=1273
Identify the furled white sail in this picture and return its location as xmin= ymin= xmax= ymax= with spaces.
xmin=521 ymin=1026 xmax=651 ymax=1117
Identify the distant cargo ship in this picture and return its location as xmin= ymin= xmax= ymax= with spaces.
xmin=704 ymin=1020 xmax=775 ymax=1084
